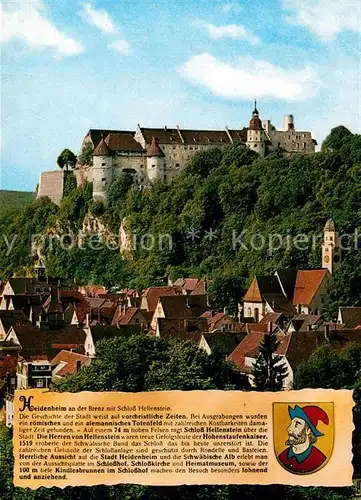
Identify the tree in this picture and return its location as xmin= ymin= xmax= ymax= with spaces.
xmin=252 ymin=333 xmax=288 ymax=391
xmin=54 ymin=333 xmax=248 ymax=393
xmin=208 ymin=276 xmax=245 ymax=316
xmin=57 ymin=149 xmax=77 ymax=170
xmin=294 ymin=344 xmax=361 ymax=477
xmin=78 ymin=143 xmax=94 ymax=166
xmin=321 ymin=126 xmax=352 ymax=153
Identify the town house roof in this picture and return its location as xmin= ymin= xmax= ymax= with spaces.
xmin=338 ymin=307 xmax=361 ymax=329
xmin=292 ymin=269 xmax=329 ymax=306
xmin=51 ymin=350 xmax=91 ymax=377
xmin=141 ymin=286 xmax=181 ymax=312
xmin=228 ymin=331 xmax=291 ymax=374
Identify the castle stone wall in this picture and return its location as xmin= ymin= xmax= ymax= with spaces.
xmin=269 ymin=129 xmax=315 ymax=154
xmin=37 ymin=170 xmax=64 ymax=205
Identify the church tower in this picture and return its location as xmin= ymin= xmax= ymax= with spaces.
xmin=322 ymin=219 xmax=341 ymax=274
xmin=246 ymin=101 xmax=266 ymax=156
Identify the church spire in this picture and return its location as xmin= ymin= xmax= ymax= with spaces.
xmin=253 ymin=99 xmax=259 ymax=116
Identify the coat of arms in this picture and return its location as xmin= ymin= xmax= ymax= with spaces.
xmin=273 ymin=402 xmax=334 ymax=474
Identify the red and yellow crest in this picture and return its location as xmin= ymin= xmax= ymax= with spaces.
xmin=273 ymin=402 xmax=334 ymax=475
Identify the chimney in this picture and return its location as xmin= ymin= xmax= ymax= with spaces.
xmin=76 ymin=360 xmax=82 ymax=372
xmin=307 ymin=324 xmax=312 ymax=331
xmin=267 ymin=321 xmax=272 ymax=333
xmin=272 ymin=301 xmax=275 ymax=310
xmin=324 ymin=324 xmax=330 ymax=341
xmin=206 ymin=293 xmax=211 ymax=308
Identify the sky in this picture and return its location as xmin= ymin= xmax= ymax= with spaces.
xmin=1 ymin=0 xmax=360 ymax=191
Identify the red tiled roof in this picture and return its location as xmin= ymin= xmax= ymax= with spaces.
xmin=228 ymin=331 xmax=290 ymax=373
xmin=228 ymin=331 xmax=264 ymax=370
xmin=43 ymin=289 xmax=63 ymax=314
xmin=191 ymin=280 xmax=207 ymax=295
xmin=246 ymin=323 xmax=277 ymax=333
xmin=156 ymin=317 xmax=207 ymax=342
xmin=146 ymin=137 xmax=165 ymax=157
xmin=6 ymin=325 xmax=53 ymax=358
xmin=293 ymin=269 xmax=328 ymax=306
xmin=93 ymin=137 xmax=110 ymax=156
xmin=51 ymin=350 xmax=91 ymax=377
xmin=112 ymin=307 xmax=138 ymax=325
xmin=105 ymin=132 xmax=144 ymax=152
xmin=285 ymin=328 xmax=361 ymax=370
xmin=142 ymin=286 xmax=180 ymax=311
xmin=243 ymin=277 xmax=262 ymax=302
xmin=290 ymin=314 xmax=322 ymax=332
xmin=7 ymin=324 xmax=87 ymax=359
xmin=0 ymin=310 xmax=31 ymax=334
xmin=260 ymin=312 xmax=283 ymax=324
xmin=80 ymin=285 xmax=108 ymax=297
xmin=0 ymin=355 xmax=18 ymax=378
xmin=339 ymin=307 xmax=361 ymax=329
xmin=159 ymin=296 xmax=194 ymax=319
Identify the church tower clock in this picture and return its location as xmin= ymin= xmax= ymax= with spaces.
xmin=322 ymin=219 xmax=341 ymax=274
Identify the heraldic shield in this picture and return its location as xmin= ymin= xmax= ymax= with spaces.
xmin=273 ymin=402 xmax=334 ymax=475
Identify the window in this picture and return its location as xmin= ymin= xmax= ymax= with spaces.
xmin=36 ymin=379 xmax=44 ymax=388
xmin=101 ymin=163 xmax=106 ymax=166
xmin=101 ymin=177 xmax=106 ymax=181
xmin=175 ymin=163 xmax=180 ymax=168
xmin=152 ymin=164 xmax=156 ymax=168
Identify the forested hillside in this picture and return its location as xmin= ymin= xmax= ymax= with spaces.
xmin=0 ymin=190 xmax=35 ymax=216
xmin=0 ymin=126 xmax=360 ymax=315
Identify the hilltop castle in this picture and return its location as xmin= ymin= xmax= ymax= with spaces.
xmin=38 ymin=104 xmax=317 ymax=204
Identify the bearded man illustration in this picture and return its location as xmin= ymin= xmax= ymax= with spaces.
xmin=278 ymin=405 xmax=329 ymax=474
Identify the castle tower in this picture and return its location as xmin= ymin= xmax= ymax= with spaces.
xmin=284 ymin=114 xmax=295 ymax=131
xmin=146 ymin=137 xmax=165 ymax=182
xmin=322 ymin=219 xmax=341 ymax=274
xmin=246 ymin=101 xmax=266 ymax=156
xmin=92 ymin=135 xmax=113 ymax=204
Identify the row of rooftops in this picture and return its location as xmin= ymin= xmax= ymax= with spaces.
xmin=1 ymin=306 xmax=360 ymax=381
xmin=0 ymin=271 xmax=360 ymax=399
xmin=89 ymin=127 xmax=248 ymax=157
